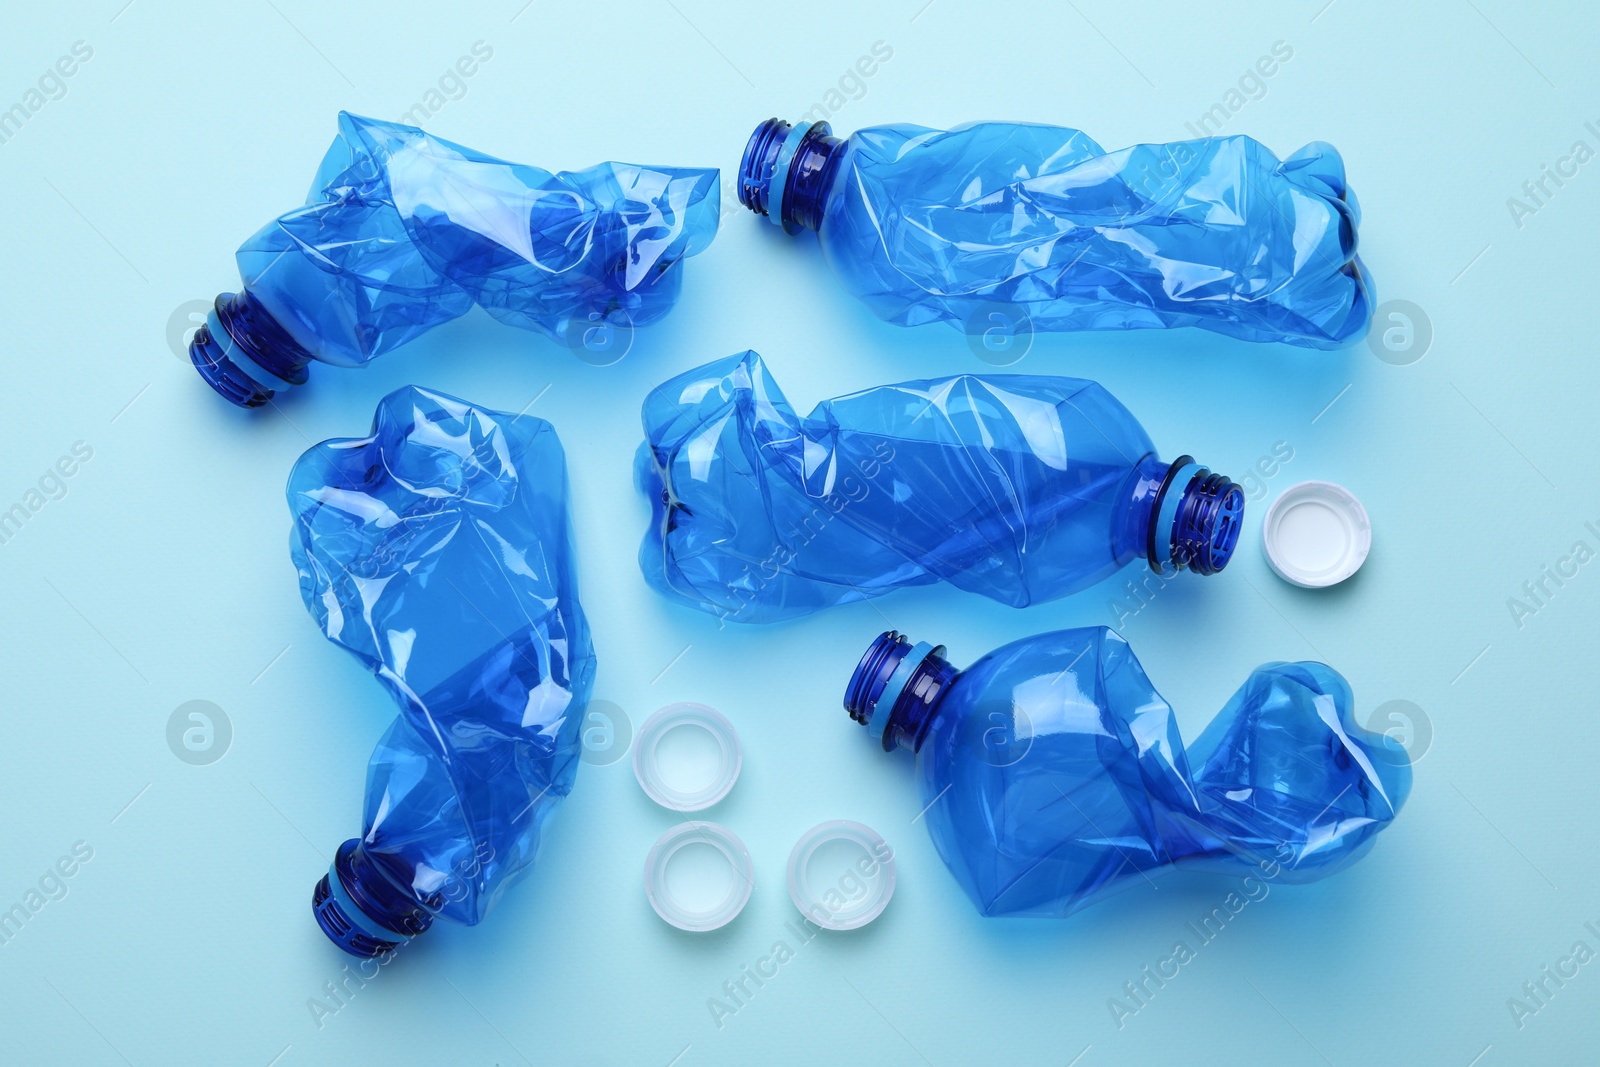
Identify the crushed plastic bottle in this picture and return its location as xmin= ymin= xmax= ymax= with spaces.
xmin=291 ymin=385 xmax=594 ymax=957
xmin=844 ymin=627 xmax=1410 ymax=918
xmin=635 ymin=351 xmax=1243 ymax=623
xmin=191 ymin=112 xmax=719 ymax=407
xmin=738 ymin=118 xmax=1368 ymax=349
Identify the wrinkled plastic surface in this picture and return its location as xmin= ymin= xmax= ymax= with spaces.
xmin=242 ymin=111 xmax=719 ymax=366
xmin=817 ymin=123 xmax=1368 ymax=349
xmin=636 ymin=351 xmax=1171 ymax=622
xmin=289 ymin=385 xmax=594 ymax=925
xmin=918 ymin=627 xmax=1409 ymax=917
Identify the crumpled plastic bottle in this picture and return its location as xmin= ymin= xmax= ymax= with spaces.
xmin=635 ymin=351 xmax=1243 ymax=623
xmin=737 ymin=118 xmax=1368 ymax=349
xmin=291 ymin=385 xmax=594 ymax=957
xmin=844 ymin=627 xmax=1410 ymax=918
xmin=191 ymin=111 xmax=720 ymax=407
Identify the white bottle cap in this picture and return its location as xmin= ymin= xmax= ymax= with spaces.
xmin=786 ymin=820 xmax=896 ymax=931
xmin=643 ymin=821 xmax=754 ymax=932
xmin=632 ymin=703 xmax=742 ymax=812
xmin=1261 ymin=480 xmax=1372 ymax=588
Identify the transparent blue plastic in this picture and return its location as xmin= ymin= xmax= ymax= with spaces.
xmin=845 ymin=628 xmax=1410 ymax=918
xmin=191 ymin=112 xmax=719 ymax=406
xmin=635 ymin=351 xmax=1243 ymax=623
xmin=290 ymin=385 xmax=594 ymax=957
xmin=738 ymin=118 xmax=1369 ymax=349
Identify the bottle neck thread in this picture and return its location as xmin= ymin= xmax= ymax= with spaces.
xmin=311 ymin=839 xmax=434 ymax=958
xmin=844 ymin=631 xmax=958 ymax=753
xmin=737 ymin=118 xmax=845 ymax=234
xmin=189 ymin=290 xmax=314 ymax=408
xmin=1143 ymin=456 xmax=1245 ymax=576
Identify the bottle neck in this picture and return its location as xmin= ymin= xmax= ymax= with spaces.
xmin=1126 ymin=455 xmax=1245 ymax=576
xmin=311 ymin=839 xmax=434 ymax=958
xmin=844 ymin=631 xmax=959 ymax=753
xmin=737 ymin=118 xmax=845 ymax=234
xmin=188 ymin=290 xmax=315 ymax=408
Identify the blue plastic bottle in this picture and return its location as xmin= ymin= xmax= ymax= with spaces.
xmin=291 ymin=385 xmax=594 ymax=956
xmin=738 ymin=118 xmax=1368 ymax=349
xmin=636 ymin=351 xmax=1243 ymax=623
xmin=191 ymin=112 xmax=719 ymax=407
xmin=845 ymin=628 xmax=1410 ymax=918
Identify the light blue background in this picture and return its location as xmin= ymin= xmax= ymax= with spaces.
xmin=1 ymin=1 xmax=1595 ymax=1064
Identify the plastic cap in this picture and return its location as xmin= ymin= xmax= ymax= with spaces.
xmin=632 ymin=703 xmax=742 ymax=811
xmin=787 ymin=820 xmax=896 ymax=931
xmin=643 ymin=821 xmax=754 ymax=932
xmin=1262 ymin=480 xmax=1371 ymax=587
